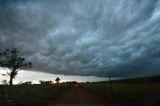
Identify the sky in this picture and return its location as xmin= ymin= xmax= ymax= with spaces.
xmin=0 ymin=70 xmax=108 ymax=84
xmin=0 ymin=0 xmax=160 ymax=82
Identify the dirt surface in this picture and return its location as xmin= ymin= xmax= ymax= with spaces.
xmin=55 ymin=85 xmax=110 ymax=105
xmin=49 ymin=105 xmax=108 ymax=106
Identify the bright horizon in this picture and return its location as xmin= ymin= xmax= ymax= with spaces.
xmin=0 ymin=70 xmax=109 ymax=84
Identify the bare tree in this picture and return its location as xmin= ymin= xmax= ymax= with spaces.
xmin=0 ymin=48 xmax=32 ymax=85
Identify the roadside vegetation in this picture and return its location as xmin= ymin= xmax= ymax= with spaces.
xmin=0 ymin=83 xmax=73 ymax=105
xmin=0 ymin=76 xmax=160 ymax=105
xmin=82 ymin=76 xmax=160 ymax=105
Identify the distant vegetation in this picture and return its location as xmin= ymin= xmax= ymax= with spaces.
xmin=39 ymin=80 xmax=53 ymax=85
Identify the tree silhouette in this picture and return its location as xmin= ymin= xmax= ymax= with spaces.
xmin=55 ymin=77 xmax=60 ymax=84
xmin=0 ymin=48 xmax=32 ymax=85
xmin=21 ymin=81 xmax=32 ymax=85
xmin=39 ymin=80 xmax=53 ymax=85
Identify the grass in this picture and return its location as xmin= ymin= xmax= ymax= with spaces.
xmin=0 ymin=83 xmax=72 ymax=105
xmin=0 ymin=76 xmax=160 ymax=105
xmin=82 ymin=76 xmax=160 ymax=104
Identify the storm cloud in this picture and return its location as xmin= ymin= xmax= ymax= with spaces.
xmin=0 ymin=0 xmax=160 ymax=77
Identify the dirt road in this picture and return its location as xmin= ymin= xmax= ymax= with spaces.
xmin=55 ymin=85 xmax=110 ymax=105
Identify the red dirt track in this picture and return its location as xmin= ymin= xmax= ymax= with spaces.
xmin=56 ymin=86 xmax=110 ymax=105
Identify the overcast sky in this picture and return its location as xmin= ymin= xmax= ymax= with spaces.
xmin=0 ymin=70 xmax=108 ymax=83
xmin=0 ymin=0 xmax=160 ymax=78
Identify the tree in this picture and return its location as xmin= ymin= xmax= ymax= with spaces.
xmin=0 ymin=48 xmax=32 ymax=85
xmin=55 ymin=77 xmax=60 ymax=84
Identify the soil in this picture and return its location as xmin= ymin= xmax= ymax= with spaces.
xmin=55 ymin=85 xmax=110 ymax=105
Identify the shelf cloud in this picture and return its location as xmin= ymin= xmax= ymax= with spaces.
xmin=0 ymin=0 xmax=160 ymax=77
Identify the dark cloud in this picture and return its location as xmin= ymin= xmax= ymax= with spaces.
xmin=0 ymin=0 xmax=160 ymax=77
